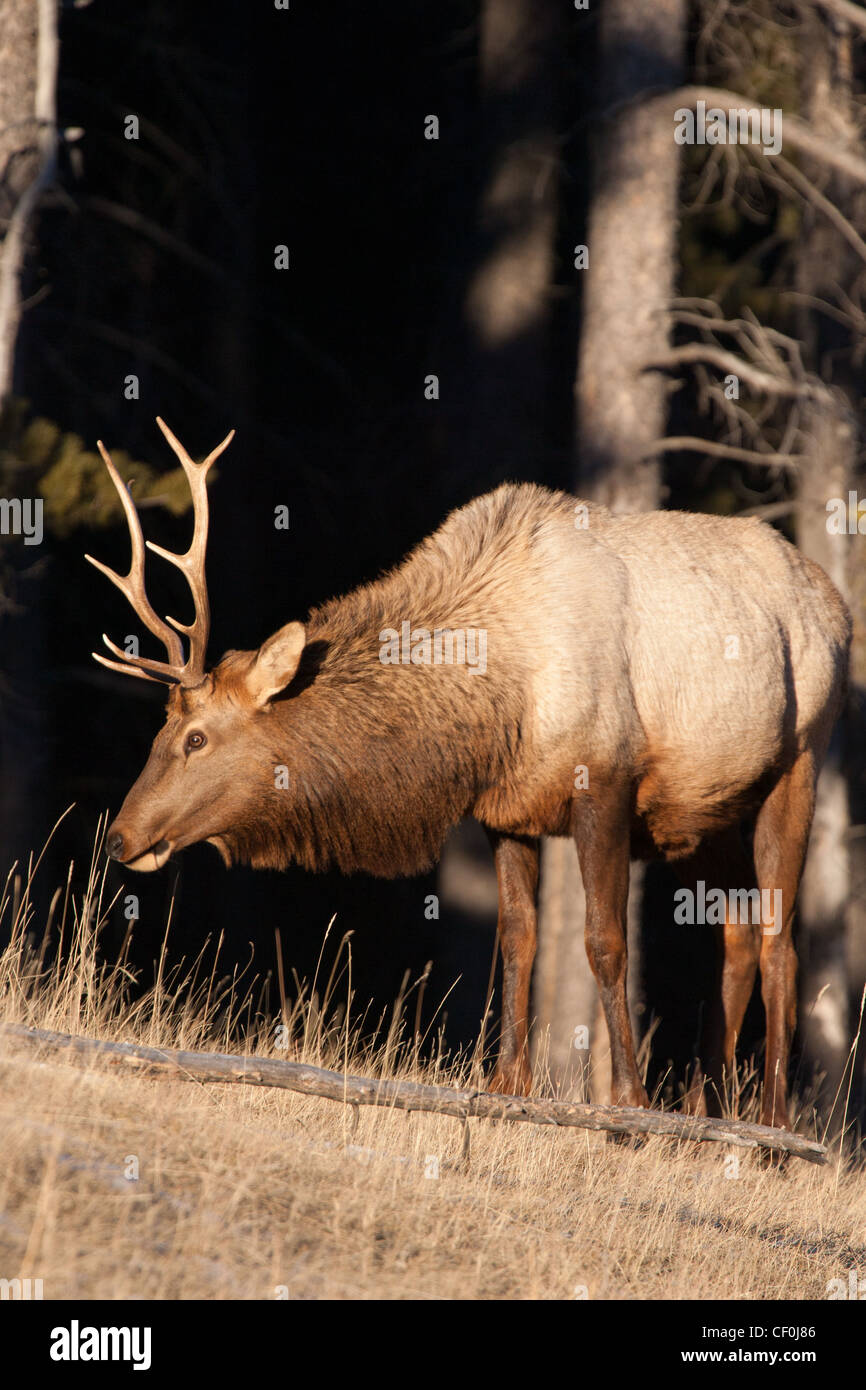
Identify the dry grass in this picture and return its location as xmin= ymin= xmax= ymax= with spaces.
xmin=0 ymin=823 xmax=864 ymax=1301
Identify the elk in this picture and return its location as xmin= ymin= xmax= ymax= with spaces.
xmin=87 ymin=419 xmax=851 ymax=1128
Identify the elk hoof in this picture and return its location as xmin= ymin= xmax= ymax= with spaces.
xmin=760 ymin=1105 xmax=791 ymax=1132
xmin=682 ymin=1084 xmax=709 ymax=1118
xmin=487 ymin=1063 xmax=532 ymax=1098
xmin=612 ymin=1083 xmax=650 ymax=1110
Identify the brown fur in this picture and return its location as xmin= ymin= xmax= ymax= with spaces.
xmin=100 ymin=482 xmax=851 ymax=1121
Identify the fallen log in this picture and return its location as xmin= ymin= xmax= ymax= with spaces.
xmin=0 ymin=1022 xmax=827 ymax=1164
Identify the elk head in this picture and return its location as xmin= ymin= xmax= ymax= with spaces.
xmin=87 ymin=419 xmax=306 ymax=871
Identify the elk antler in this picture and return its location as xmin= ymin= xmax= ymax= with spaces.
xmin=86 ymin=417 xmax=235 ymax=686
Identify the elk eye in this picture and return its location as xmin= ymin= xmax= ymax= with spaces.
xmin=185 ymin=730 xmax=207 ymax=754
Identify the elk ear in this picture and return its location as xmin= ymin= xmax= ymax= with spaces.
xmin=247 ymin=622 xmax=306 ymax=706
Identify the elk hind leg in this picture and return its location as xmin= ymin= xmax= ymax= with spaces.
xmin=753 ymin=750 xmax=818 ymax=1129
xmin=679 ymin=828 xmax=761 ymax=1117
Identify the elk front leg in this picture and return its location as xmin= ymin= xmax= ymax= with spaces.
xmin=486 ymin=831 xmax=539 ymax=1096
xmin=573 ymin=782 xmax=648 ymax=1109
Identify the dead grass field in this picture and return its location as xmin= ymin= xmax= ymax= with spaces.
xmin=1 ymin=830 xmax=864 ymax=1301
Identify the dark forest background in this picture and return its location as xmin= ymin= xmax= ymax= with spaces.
xmin=2 ymin=0 xmax=865 ymax=1123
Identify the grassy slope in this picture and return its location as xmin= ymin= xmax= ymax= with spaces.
xmin=0 ymin=833 xmax=864 ymax=1301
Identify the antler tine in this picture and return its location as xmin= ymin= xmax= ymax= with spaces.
xmin=148 ymin=416 xmax=236 ymax=681
xmin=85 ymin=440 xmax=186 ymax=677
xmin=98 ymin=632 xmax=185 ymax=682
xmin=92 ymin=652 xmax=160 ymax=683
xmin=155 ymin=415 xmax=235 ymax=477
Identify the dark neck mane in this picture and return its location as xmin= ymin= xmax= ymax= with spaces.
xmin=228 ymin=486 xmax=547 ymax=876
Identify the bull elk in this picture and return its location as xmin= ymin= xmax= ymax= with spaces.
xmin=87 ymin=419 xmax=850 ymax=1128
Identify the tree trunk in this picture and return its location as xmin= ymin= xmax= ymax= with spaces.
xmin=0 ymin=0 xmax=57 ymax=869
xmin=574 ymin=0 xmax=686 ymax=510
xmin=534 ymin=0 xmax=686 ymax=1098
xmin=461 ymin=0 xmax=564 ymax=480
xmin=793 ymin=10 xmax=860 ymax=1120
xmin=438 ymin=0 xmax=567 ymax=1053
xmin=796 ymin=405 xmax=855 ymax=1115
xmin=0 ymin=0 xmax=57 ymax=401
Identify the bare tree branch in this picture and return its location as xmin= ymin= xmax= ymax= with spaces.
xmin=768 ymin=152 xmax=866 ymax=268
xmin=0 ymin=1023 xmax=828 ymax=1162
xmin=659 ymin=85 xmax=866 ymax=185
xmin=811 ymin=0 xmax=866 ymax=38
xmin=647 ymin=342 xmax=832 ymax=399
xmin=784 ymin=288 xmax=865 ymax=334
xmin=737 ymin=500 xmax=800 ymax=520
xmin=644 ymin=435 xmax=800 ymax=468
xmin=84 ymin=196 xmax=230 ymax=284
xmin=670 ymin=307 xmax=802 ymax=353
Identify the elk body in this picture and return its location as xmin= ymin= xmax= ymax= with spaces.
xmin=88 ymin=421 xmax=851 ymax=1128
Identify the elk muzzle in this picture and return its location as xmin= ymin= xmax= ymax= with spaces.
xmin=106 ymin=822 xmax=174 ymax=872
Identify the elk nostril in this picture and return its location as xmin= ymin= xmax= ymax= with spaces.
xmin=107 ymin=832 xmax=125 ymax=861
